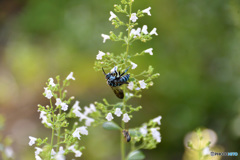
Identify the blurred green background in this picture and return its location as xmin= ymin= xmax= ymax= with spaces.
xmin=0 ymin=0 xmax=240 ymax=159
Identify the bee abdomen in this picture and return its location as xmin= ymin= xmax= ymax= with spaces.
xmin=119 ymin=74 xmax=130 ymax=83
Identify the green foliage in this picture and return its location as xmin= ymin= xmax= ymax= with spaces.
xmin=93 ymin=0 xmax=161 ymax=159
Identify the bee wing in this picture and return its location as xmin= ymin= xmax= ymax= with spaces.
xmin=111 ymin=86 xmax=124 ymax=99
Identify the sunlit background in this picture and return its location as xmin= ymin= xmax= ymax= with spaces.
xmin=0 ymin=0 xmax=240 ymax=159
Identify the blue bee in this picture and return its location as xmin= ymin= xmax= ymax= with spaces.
xmin=102 ymin=66 xmax=130 ymax=99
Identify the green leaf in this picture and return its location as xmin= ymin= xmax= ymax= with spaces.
xmin=102 ymin=121 xmax=121 ymax=130
xmin=127 ymin=150 xmax=145 ymax=160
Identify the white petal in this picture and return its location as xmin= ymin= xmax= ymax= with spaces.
xmin=35 ymin=147 xmax=43 ymax=156
xmin=29 ymin=136 xmax=37 ymax=146
xmin=144 ymin=48 xmax=153 ymax=55
xmin=140 ymin=125 xmax=148 ymax=136
xmin=106 ymin=113 xmax=114 ymax=121
xmin=130 ymin=13 xmax=138 ymax=22
xmin=130 ymin=61 xmax=137 ymax=69
xmin=139 ymin=80 xmax=147 ymax=89
xmin=114 ymin=108 xmax=122 ymax=117
xmin=55 ymin=98 xmax=62 ymax=106
xmin=142 ymin=7 xmax=151 ymax=16
xmin=66 ymin=72 xmax=75 ymax=80
xmin=142 ymin=25 xmax=148 ymax=34
xmin=128 ymin=82 xmax=134 ymax=90
xmin=150 ymin=28 xmax=158 ymax=36
xmin=61 ymin=102 xmax=68 ymax=111
xmin=152 ymin=116 xmax=162 ymax=125
xmin=96 ymin=51 xmax=105 ymax=60
xmin=73 ymin=101 xmax=81 ymax=111
xmin=109 ymin=11 xmax=117 ymax=21
xmin=101 ymin=34 xmax=110 ymax=43
xmin=122 ymin=113 xmax=130 ymax=123
xmin=49 ymin=78 xmax=56 ymax=87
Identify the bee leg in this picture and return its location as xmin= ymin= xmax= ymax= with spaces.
xmin=120 ymin=67 xmax=130 ymax=77
xmin=102 ymin=67 xmax=106 ymax=75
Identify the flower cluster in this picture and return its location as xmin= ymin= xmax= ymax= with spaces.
xmin=29 ymin=73 xmax=90 ymax=160
xmin=93 ymin=0 xmax=161 ymax=159
xmin=129 ymin=116 xmax=162 ymax=150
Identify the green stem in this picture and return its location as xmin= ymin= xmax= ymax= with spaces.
xmin=50 ymin=98 xmax=54 ymax=159
xmin=121 ymin=2 xmax=132 ymax=160
xmin=57 ymin=88 xmax=62 ymax=151
xmin=121 ymin=117 xmax=126 ymax=160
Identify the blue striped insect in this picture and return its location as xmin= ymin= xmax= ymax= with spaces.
xmin=102 ymin=66 xmax=130 ymax=99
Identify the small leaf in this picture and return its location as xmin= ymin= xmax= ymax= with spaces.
xmin=102 ymin=122 xmax=121 ymax=130
xmin=127 ymin=150 xmax=145 ymax=160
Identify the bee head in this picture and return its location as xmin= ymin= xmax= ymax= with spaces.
xmin=105 ymin=73 xmax=111 ymax=79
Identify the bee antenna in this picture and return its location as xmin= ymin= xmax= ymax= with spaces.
xmin=102 ymin=67 xmax=106 ymax=75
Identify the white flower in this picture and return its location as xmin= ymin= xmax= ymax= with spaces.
xmin=142 ymin=25 xmax=148 ymax=34
xmin=142 ymin=7 xmax=151 ymax=16
xmin=128 ymin=82 xmax=134 ymax=90
xmin=114 ymin=108 xmax=122 ymax=117
xmin=5 ymin=147 xmax=14 ymax=158
xmin=29 ymin=136 xmax=37 ymax=146
xmin=130 ymin=13 xmax=138 ymax=22
xmin=139 ymin=80 xmax=147 ymax=89
xmin=74 ymin=150 xmax=82 ymax=157
xmin=106 ymin=113 xmax=114 ymax=121
xmin=152 ymin=116 xmax=162 ymax=125
xmin=73 ymin=101 xmax=81 ymax=111
xmin=35 ymin=147 xmax=43 ymax=156
xmin=78 ymin=112 xmax=88 ymax=121
xmin=72 ymin=126 xmax=88 ymax=140
xmin=130 ymin=61 xmax=137 ymax=69
xmin=44 ymin=87 xmax=53 ymax=99
xmin=68 ymin=145 xmax=82 ymax=157
xmin=144 ymin=48 xmax=153 ymax=55
xmin=58 ymin=146 xmax=65 ymax=155
xmin=41 ymin=115 xmax=52 ymax=127
xmin=39 ymin=111 xmax=46 ymax=119
xmin=140 ymin=124 xmax=148 ymax=137
xmin=85 ymin=117 xmax=94 ymax=126
xmin=96 ymin=51 xmax=105 ymax=60
xmin=89 ymin=103 xmax=96 ymax=112
xmin=49 ymin=78 xmax=56 ymax=87
xmin=101 ymin=34 xmax=110 ymax=43
xmin=151 ymin=128 xmax=161 ymax=143
xmin=66 ymin=72 xmax=75 ymax=80
xmin=55 ymin=154 xmax=65 ymax=160
xmin=135 ymin=87 xmax=141 ymax=90
xmin=78 ymin=126 xmax=88 ymax=135
xmin=84 ymin=106 xmax=92 ymax=116
xmin=122 ymin=113 xmax=130 ymax=123
xmin=73 ymin=109 xmax=83 ymax=118
xmin=202 ymin=147 xmax=210 ymax=155
xmin=55 ymin=98 xmax=62 ymax=106
xmin=35 ymin=155 xmax=42 ymax=160
xmin=84 ymin=104 xmax=96 ymax=116
xmin=51 ymin=149 xmax=56 ymax=157
xmin=54 ymin=147 xmax=65 ymax=160
xmin=150 ymin=28 xmax=158 ymax=36
xmin=130 ymin=29 xmax=136 ymax=36
xmin=73 ymin=129 xmax=81 ymax=140
xmin=61 ymin=102 xmax=68 ymax=111
xmin=130 ymin=28 xmax=141 ymax=38
xmin=109 ymin=11 xmax=117 ymax=21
